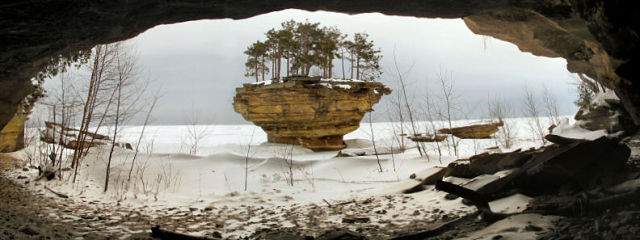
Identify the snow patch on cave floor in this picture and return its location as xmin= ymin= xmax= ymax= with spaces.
xmin=4 ymin=119 xmax=581 ymax=238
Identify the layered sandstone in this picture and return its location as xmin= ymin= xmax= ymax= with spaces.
xmin=233 ymin=77 xmax=390 ymax=151
xmin=438 ymin=121 xmax=503 ymax=139
xmin=0 ymin=106 xmax=26 ymax=153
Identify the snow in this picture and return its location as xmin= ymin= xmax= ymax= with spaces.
xmin=553 ymin=118 xmax=607 ymax=140
xmin=248 ymin=78 xmax=365 ymax=87
xmin=249 ymin=80 xmax=273 ymax=86
xmin=489 ymin=193 xmax=532 ymax=214
xmin=334 ymin=84 xmax=352 ymax=89
xmin=320 ymin=78 xmax=365 ymax=83
xmin=459 ymin=214 xmax=561 ymax=240
xmin=6 ymin=116 xmax=573 ymax=238
xmin=592 ymin=90 xmax=619 ymax=107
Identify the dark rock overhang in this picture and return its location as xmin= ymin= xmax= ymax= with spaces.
xmin=1 ymin=0 xmax=639 ymax=130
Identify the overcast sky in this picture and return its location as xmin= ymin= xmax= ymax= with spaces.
xmin=42 ymin=9 xmax=579 ymax=125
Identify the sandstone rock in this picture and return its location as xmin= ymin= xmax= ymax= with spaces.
xmin=438 ymin=121 xmax=502 ymax=139
xmin=0 ymin=105 xmax=26 ymax=152
xmin=233 ymin=79 xmax=390 ymax=151
xmin=408 ymin=134 xmax=447 ymax=142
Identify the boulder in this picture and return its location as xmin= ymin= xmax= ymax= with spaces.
xmin=574 ymin=91 xmax=636 ymax=134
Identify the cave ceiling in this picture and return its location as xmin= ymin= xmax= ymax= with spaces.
xmin=1 ymin=0 xmax=638 ymax=129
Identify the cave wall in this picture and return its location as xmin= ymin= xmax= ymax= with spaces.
xmin=1 ymin=0 xmax=639 ymax=132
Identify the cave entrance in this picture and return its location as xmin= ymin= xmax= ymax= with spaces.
xmin=15 ymin=9 xmax=616 ymax=239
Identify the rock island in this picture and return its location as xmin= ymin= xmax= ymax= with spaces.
xmin=233 ymin=76 xmax=390 ymax=151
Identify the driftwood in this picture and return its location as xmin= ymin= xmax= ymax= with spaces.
xmin=151 ymin=225 xmax=220 ymax=240
xmin=44 ymin=121 xmax=110 ymax=140
xmin=41 ymin=121 xmax=132 ymax=150
xmin=44 ymin=186 xmax=68 ymax=198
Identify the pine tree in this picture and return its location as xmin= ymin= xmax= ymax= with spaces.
xmin=244 ymin=41 xmax=269 ymax=82
xmin=243 ymin=20 xmax=382 ymax=81
xmin=349 ymin=33 xmax=382 ymax=81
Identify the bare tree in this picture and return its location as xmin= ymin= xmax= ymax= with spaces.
xmin=391 ymin=51 xmax=425 ymax=157
xmin=437 ymin=68 xmax=459 ymax=157
xmin=104 ymin=70 xmax=123 ymax=192
xmin=244 ymin=128 xmax=256 ymax=191
xmin=367 ymin=112 xmax=383 ymax=172
xmin=489 ymin=96 xmax=515 ymax=149
xmin=281 ymin=144 xmax=295 ymax=186
xmin=423 ymin=86 xmax=443 ymax=163
xmin=72 ymin=45 xmax=104 ymax=182
xmin=128 ymin=93 xmax=160 ymax=183
xmin=541 ymin=84 xmax=560 ymax=126
xmin=105 ymin=44 xmax=142 ymax=192
xmin=387 ymin=91 xmax=406 ymax=152
xmin=183 ymin=107 xmax=209 ymax=155
xmin=522 ymin=85 xmax=546 ymax=145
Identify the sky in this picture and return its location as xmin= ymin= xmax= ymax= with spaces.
xmin=41 ymin=9 xmax=579 ymax=125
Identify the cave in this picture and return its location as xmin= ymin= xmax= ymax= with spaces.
xmin=1 ymin=0 xmax=640 ymax=239
xmin=1 ymin=1 xmax=639 ymax=133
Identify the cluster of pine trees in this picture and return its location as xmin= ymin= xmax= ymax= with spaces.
xmin=244 ymin=20 xmax=382 ymax=82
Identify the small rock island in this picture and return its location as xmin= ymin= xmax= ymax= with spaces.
xmin=233 ymin=76 xmax=390 ymax=151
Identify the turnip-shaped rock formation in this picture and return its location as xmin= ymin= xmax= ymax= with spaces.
xmin=233 ymin=76 xmax=390 ymax=151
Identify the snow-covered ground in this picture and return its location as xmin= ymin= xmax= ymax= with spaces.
xmin=6 ymin=116 xmax=594 ymax=238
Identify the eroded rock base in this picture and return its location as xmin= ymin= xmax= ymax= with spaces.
xmin=269 ymin=135 xmax=346 ymax=151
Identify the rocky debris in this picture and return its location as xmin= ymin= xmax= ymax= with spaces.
xmin=438 ymin=121 xmax=502 ymax=139
xmin=542 ymin=206 xmax=640 ymax=240
xmin=151 ymin=225 xmax=221 ymax=239
xmin=40 ymin=121 xmax=132 ymax=150
xmin=406 ymin=136 xmax=630 ymax=197
xmin=233 ymin=78 xmax=390 ymax=151
xmin=574 ymin=91 xmax=636 ymax=134
xmin=544 ymin=134 xmax=586 ymax=144
xmin=342 ymin=216 xmax=370 ymax=224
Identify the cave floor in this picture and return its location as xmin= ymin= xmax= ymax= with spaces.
xmin=2 ymin=133 xmax=640 ymax=240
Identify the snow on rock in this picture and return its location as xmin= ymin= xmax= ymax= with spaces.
xmin=552 ymin=118 xmax=608 ymax=140
xmin=574 ymin=90 xmax=634 ymax=134
xmin=249 ymin=79 xmax=273 ymax=86
xmin=459 ymin=214 xmax=562 ymax=240
xmin=320 ymin=78 xmax=365 ymax=83
xmin=609 ymin=178 xmax=640 ymax=193
xmin=488 ymin=193 xmax=532 ymax=214
xmin=592 ymin=90 xmax=619 ymax=107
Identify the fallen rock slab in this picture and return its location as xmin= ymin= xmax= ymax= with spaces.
xmin=438 ymin=121 xmax=503 ymax=139
xmin=457 ymin=214 xmax=561 ymax=240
